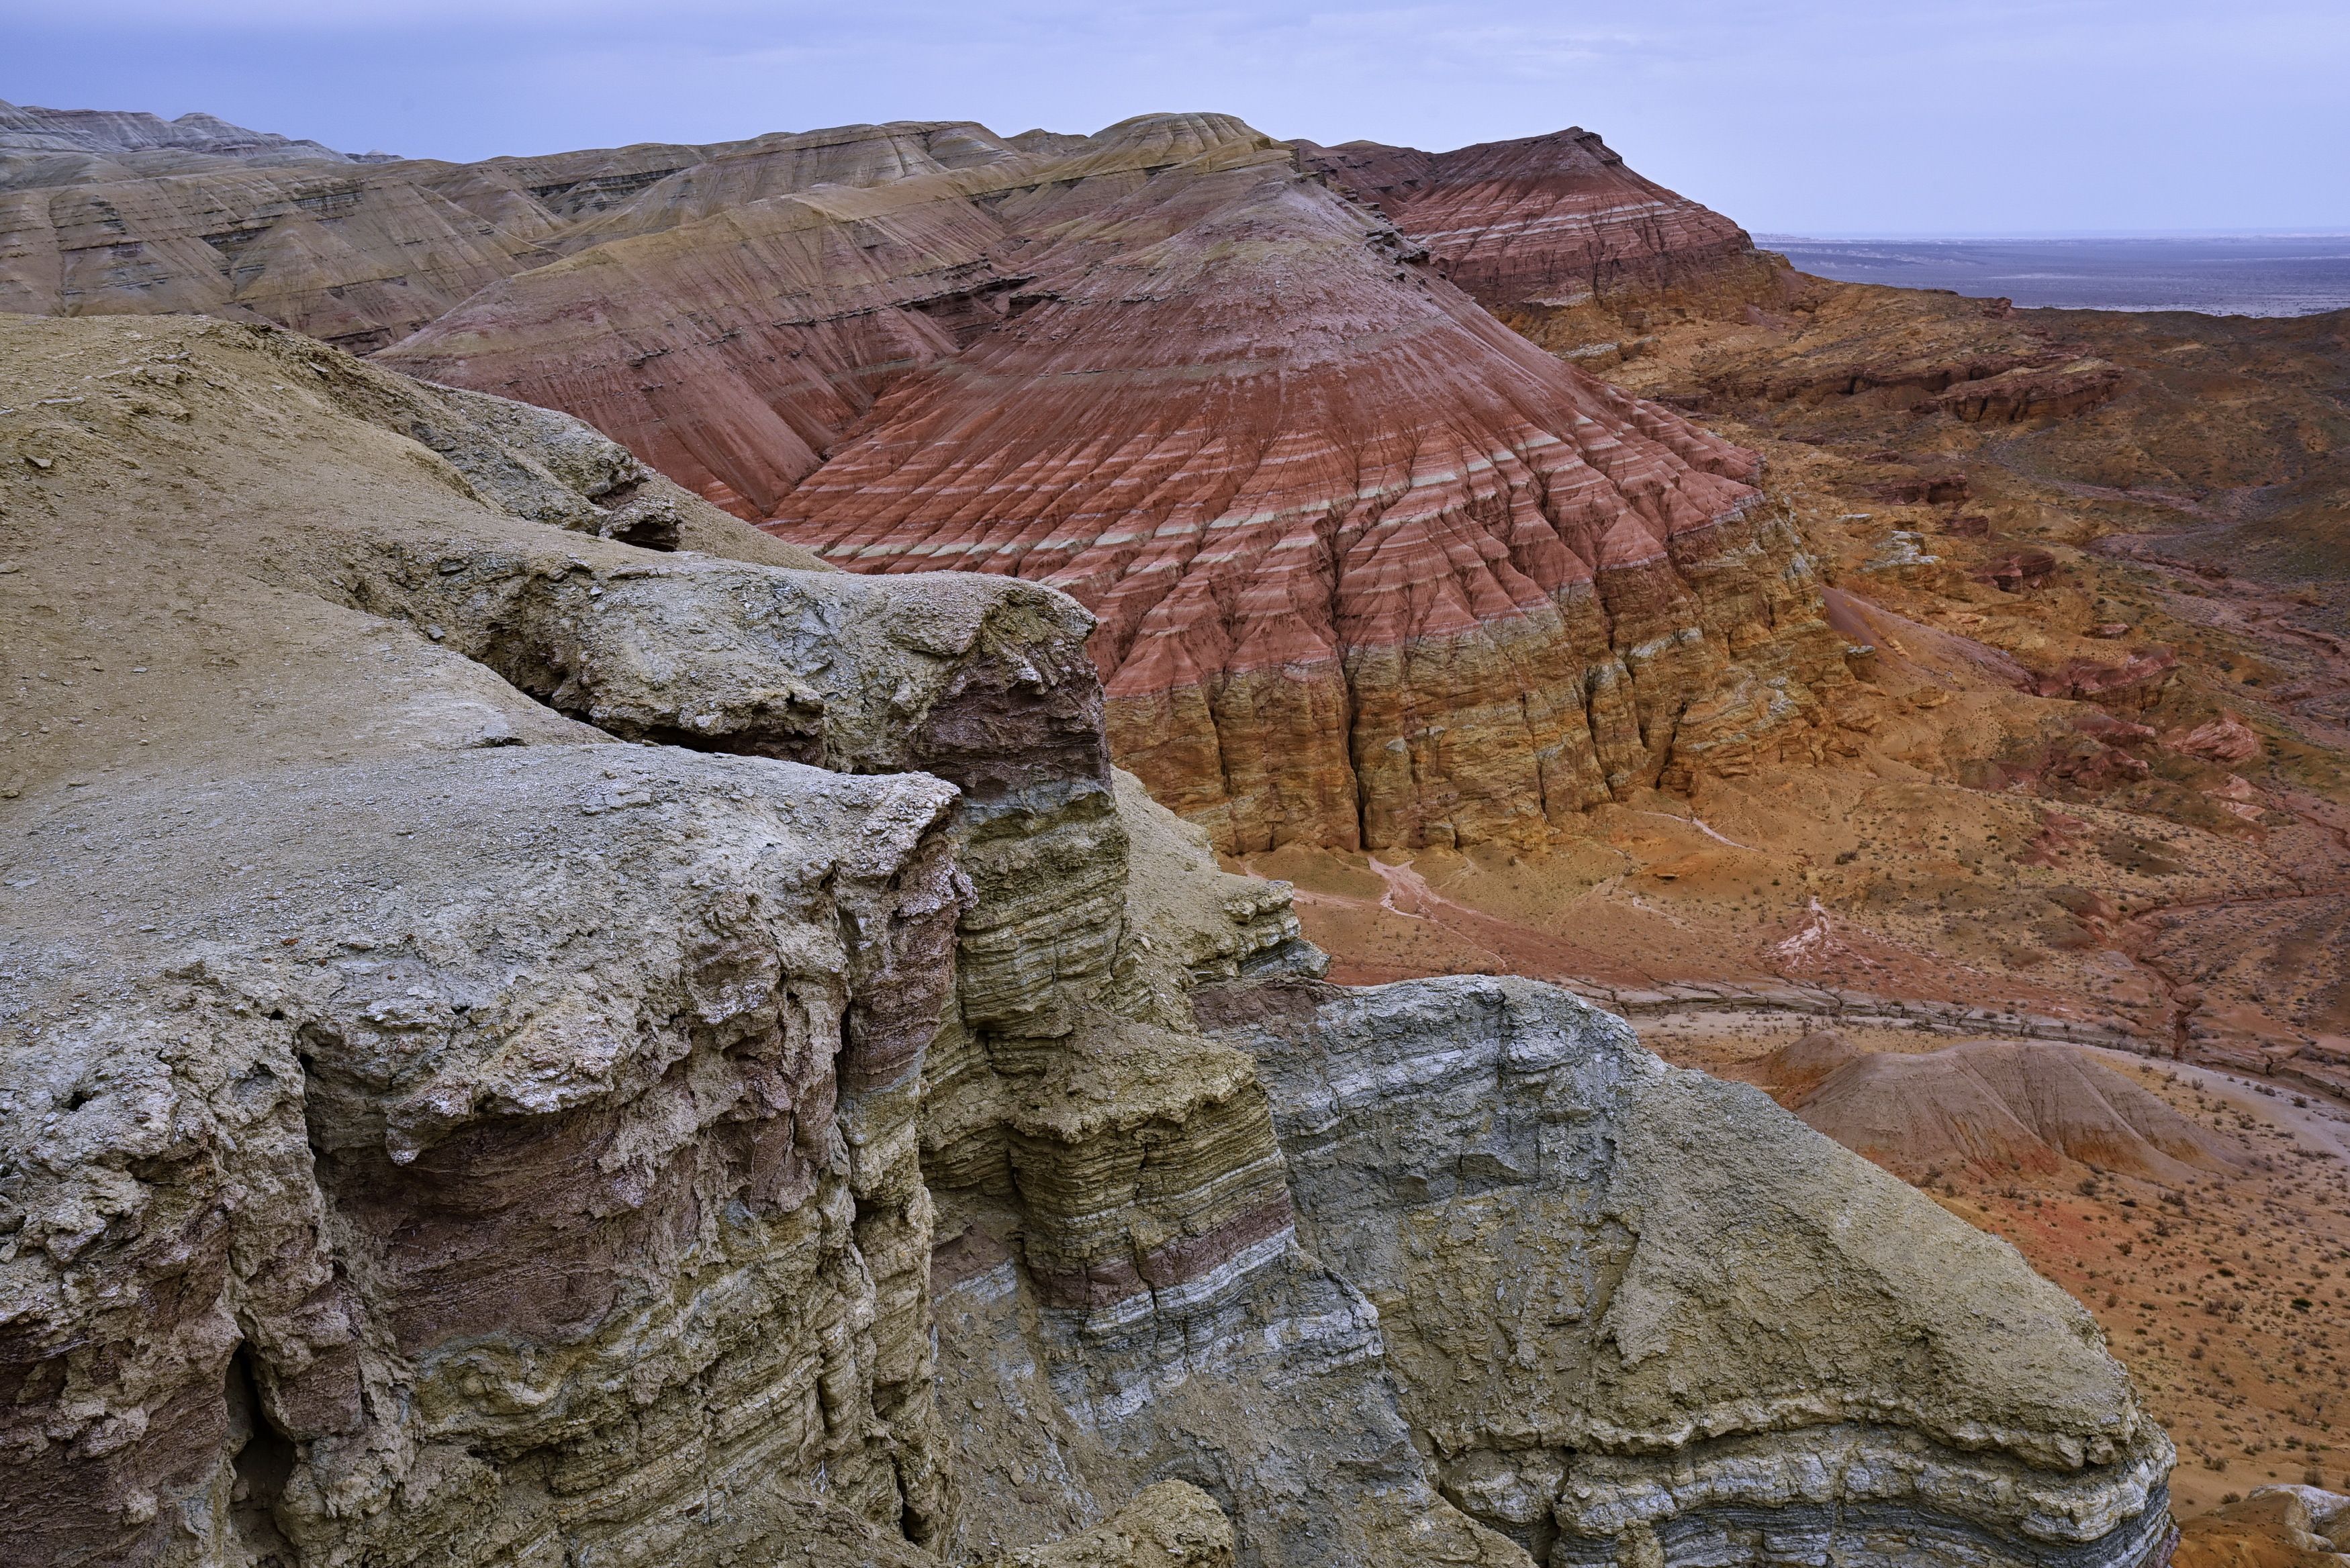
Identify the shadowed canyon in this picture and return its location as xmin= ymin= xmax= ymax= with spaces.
xmin=5 ymin=96 xmax=2349 ymax=1568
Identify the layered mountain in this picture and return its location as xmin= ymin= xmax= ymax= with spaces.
xmin=1293 ymin=126 xmax=1791 ymax=340
xmin=9 ymin=96 xmax=2345 ymax=1549
xmin=1 ymin=105 xmax=1844 ymax=856
xmin=375 ymin=115 xmax=1272 ymax=516
xmin=0 ymin=99 xmax=386 ymax=167
xmin=759 ymin=146 xmax=1848 ymax=853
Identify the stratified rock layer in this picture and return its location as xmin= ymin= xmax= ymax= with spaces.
xmin=767 ymin=142 xmax=1848 ymax=854
xmin=0 ymin=98 xmax=379 ymax=166
xmin=1297 ymin=128 xmax=1781 ymax=320
xmin=1195 ymin=976 xmax=2178 ymax=1568
xmin=0 ymin=313 xmax=998 ymax=1567
xmin=377 ymin=114 xmax=1276 ymax=518
xmin=3 ymin=262 xmax=2176 ymax=1568
xmin=1 ymin=103 xmax=1859 ymax=857
xmin=374 ymin=175 xmax=1022 ymax=516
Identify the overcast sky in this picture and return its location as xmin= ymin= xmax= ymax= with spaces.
xmin=7 ymin=0 xmax=2347 ymax=235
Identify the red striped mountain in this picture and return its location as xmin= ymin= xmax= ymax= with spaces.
xmin=11 ymin=106 xmax=1851 ymax=853
xmin=1295 ymin=126 xmax=1790 ymax=346
xmin=763 ymin=148 xmax=1849 ymax=853
xmin=379 ymin=114 xmax=1272 ymax=516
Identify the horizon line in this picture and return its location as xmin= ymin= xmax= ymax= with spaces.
xmin=1755 ymin=228 xmax=2350 ymax=242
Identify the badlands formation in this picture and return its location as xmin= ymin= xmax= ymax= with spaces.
xmin=5 ymin=92 xmax=2349 ymax=1567
xmin=0 ymin=314 xmax=2171 ymax=1568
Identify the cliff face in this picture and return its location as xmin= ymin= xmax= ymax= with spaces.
xmin=0 ymin=315 xmax=957 ymax=1565
xmin=2 ymin=311 xmax=2171 ymax=1568
xmin=1196 ymin=978 xmax=2173 ymax=1568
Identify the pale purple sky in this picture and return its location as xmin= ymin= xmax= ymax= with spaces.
xmin=7 ymin=0 xmax=2347 ymax=235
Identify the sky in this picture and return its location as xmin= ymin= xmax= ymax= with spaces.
xmin=6 ymin=0 xmax=2348 ymax=236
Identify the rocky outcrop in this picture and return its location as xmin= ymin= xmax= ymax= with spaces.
xmin=3 ymin=292 xmax=2175 ymax=1568
xmin=2176 ymin=1487 xmax=2349 ymax=1568
xmin=1936 ymin=360 xmax=2125 ymax=424
xmin=1294 ymin=128 xmax=1791 ymax=341
xmin=0 ymin=308 xmax=1345 ymax=1566
xmin=0 ymin=313 xmax=991 ymax=1566
xmin=1194 ymin=976 xmax=2178 ymax=1568
xmin=3 ymin=748 xmax=968 ymax=1566
xmin=977 ymin=1481 xmax=1236 ymax=1568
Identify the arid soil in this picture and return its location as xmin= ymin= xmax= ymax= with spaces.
xmin=1511 ymin=1010 xmax=2350 ymax=1523
xmin=1258 ymin=275 xmax=2350 ymax=1093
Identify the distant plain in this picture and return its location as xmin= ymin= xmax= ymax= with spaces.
xmin=1759 ymin=234 xmax=2350 ymax=316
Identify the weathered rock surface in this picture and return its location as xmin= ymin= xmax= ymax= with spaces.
xmin=0 ymin=308 xmax=1342 ymax=1566
xmin=0 ymin=312 xmax=987 ymax=1565
xmin=976 ymin=1481 xmax=1235 ymax=1568
xmin=1194 ymin=975 xmax=2178 ymax=1568
xmin=3 ymin=745 xmax=967 ymax=1565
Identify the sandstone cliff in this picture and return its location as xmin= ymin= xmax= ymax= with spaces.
xmin=1 ymin=311 xmax=2173 ymax=1568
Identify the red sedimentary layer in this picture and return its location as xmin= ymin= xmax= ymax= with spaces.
xmin=383 ymin=114 xmax=1275 ymax=517
xmin=70 ymin=109 xmax=1855 ymax=855
xmin=1295 ymin=126 xmax=1781 ymax=322
xmin=767 ymin=148 xmax=1848 ymax=853
xmin=381 ymin=176 xmax=1023 ymax=516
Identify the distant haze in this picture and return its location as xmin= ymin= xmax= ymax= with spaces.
xmin=1762 ymin=235 xmax=2350 ymax=317
xmin=7 ymin=0 xmax=2347 ymax=235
